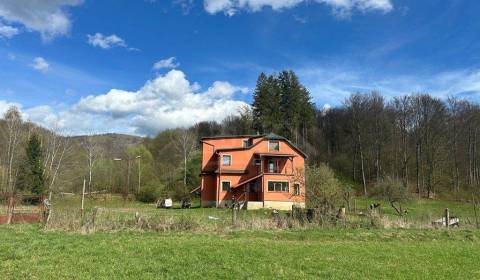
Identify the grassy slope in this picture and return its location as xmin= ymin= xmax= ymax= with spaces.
xmin=1 ymin=226 xmax=480 ymax=279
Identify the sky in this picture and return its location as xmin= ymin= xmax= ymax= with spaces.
xmin=0 ymin=0 xmax=479 ymax=136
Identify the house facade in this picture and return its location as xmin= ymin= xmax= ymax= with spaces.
xmin=200 ymin=133 xmax=306 ymax=210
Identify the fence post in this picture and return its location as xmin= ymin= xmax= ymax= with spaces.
xmin=473 ymin=196 xmax=479 ymax=229
xmin=6 ymin=196 xmax=14 ymax=225
xmin=232 ymin=203 xmax=237 ymax=226
xmin=444 ymin=208 xmax=449 ymax=229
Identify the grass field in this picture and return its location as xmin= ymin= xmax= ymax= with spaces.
xmin=1 ymin=225 xmax=480 ymax=279
xmin=1 ymin=195 xmax=480 ymax=279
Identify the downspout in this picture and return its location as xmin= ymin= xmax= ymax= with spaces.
xmin=217 ymin=152 xmax=221 ymax=208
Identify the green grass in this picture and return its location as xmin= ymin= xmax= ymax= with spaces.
xmin=1 ymin=225 xmax=480 ymax=279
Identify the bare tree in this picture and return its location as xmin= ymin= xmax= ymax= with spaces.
xmin=81 ymin=134 xmax=101 ymax=194
xmin=1 ymin=106 xmax=23 ymax=195
xmin=42 ymin=125 xmax=72 ymax=199
xmin=173 ymin=128 xmax=197 ymax=187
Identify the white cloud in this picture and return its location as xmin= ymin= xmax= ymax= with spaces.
xmin=153 ymin=57 xmax=180 ymax=70
xmin=0 ymin=23 xmax=19 ymax=38
xmin=0 ymin=0 xmax=82 ymax=40
xmin=31 ymin=57 xmax=50 ymax=73
xmin=86 ymin=33 xmax=129 ymax=49
xmin=0 ymin=100 xmax=20 ymax=116
xmin=6 ymin=69 xmax=249 ymax=135
xmin=298 ymin=66 xmax=480 ymax=106
xmin=203 ymin=0 xmax=392 ymax=16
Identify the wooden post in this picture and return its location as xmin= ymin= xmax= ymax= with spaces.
xmin=81 ymin=178 xmax=86 ymax=219
xmin=6 ymin=196 xmax=14 ymax=225
xmin=232 ymin=203 xmax=237 ymax=226
xmin=473 ymin=196 xmax=479 ymax=229
xmin=444 ymin=208 xmax=449 ymax=229
xmin=91 ymin=207 xmax=98 ymax=231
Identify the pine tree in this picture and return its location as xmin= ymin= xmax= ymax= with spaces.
xmin=19 ymin=133 xmax=45 ymax=195
xmin=252 ymin=73 xmax=281 ymax=134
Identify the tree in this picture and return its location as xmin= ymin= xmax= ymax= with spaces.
xmin=19 ymin=133 xmax=45 ymax=195
xmin=80 ymin=135 xmax=101 ymax=194
xmin=252 ymin=73 xmax=281 ymax=134
xmin=1 ymin=106 xmax=23 ymax=194
xmin=172 ymin=128 xmax=197 ymax=187
xmin=372 ymin=176 xmax=409 ymax=216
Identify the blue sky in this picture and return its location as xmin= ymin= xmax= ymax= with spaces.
xmin=0 ymin=0 xmax=479 ymax=135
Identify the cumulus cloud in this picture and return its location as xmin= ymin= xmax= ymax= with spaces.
xmin=204 ymin=0 xmax=392 ymax=16
xmin=153 ymin=57 xmax=180 ymax=70
xmin=6 ymin=69 xmax=249 ymax=135
xmin=0 ymin=23 xmax=19 ymax=38
xmin=0 ymin=0 xmax=82 ymax=40
xmin=31 ymin=57 xmax=50 ymax=73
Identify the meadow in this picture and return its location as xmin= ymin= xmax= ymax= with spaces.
xmin=1 ymin=195 xmax=480 ymax=279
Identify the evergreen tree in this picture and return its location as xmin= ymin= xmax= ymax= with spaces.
xmin=19 ymin=133 xmax=45 ymax=195
xmin=278 ymin=70 xmax=315 ymax=144
xmin=252 ymin=73 xmax=281 ymax=134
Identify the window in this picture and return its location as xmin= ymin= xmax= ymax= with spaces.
xmin=222 ymin=155 xmax=231 ymax=166
xmin=268 ymin=160 xmax=277 ymax=173
xmin=222 ymin=181 xmax=231 ymax=192
xmin=269 ymin=141 xmax=280 ymax=152
xmin=267 ymin=181 xmax=289 ymax=192
xmin=294 ymin=184 xmax=301 ymax=195
xmin=243 ymin=139 xmax=252 ymax=148
xmin=253 ymin=159 xmax=261 ymax=166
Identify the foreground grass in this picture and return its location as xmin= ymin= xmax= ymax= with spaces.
xmin=1 ymin=225 xmax=480 ymax=279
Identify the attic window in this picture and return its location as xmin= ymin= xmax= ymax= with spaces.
xmin=243 ymin=139 xmax=252 ymax=148
xmin=269 ymin=141 xmax=280 ymax=152
xmin=222 ymin=155 xmax=231 ymax=166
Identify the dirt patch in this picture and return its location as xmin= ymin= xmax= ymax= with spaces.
xmin=0 ymin=213 xmax=41 ymax=225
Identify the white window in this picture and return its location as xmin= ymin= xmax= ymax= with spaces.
xmin=222 ymin=181 xmax=231 ymax=192
xmin=269 ymin=141 xmax=280 ymax=152
xmin=222 ymin=155 xmax=231 ymax=166
xmin=267 ymin=181 xmax=289 ymax=192
xmin=294 ymin=184 xmax=301 ymax=195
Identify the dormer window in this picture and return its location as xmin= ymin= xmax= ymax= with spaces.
xmin=222 ymin=155 xmax=232 ymax=166
xmin=269 ymin=140 xmax=280 ymax=152
xmin=243 ymin=138 xmax=253 ymax=148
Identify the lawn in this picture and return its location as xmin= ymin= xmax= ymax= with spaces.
xmin=0 ymin=225 xmax=479 ymax=279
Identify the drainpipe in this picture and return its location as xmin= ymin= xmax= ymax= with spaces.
xmin=217 ymin=152 xmax=221 ymax=208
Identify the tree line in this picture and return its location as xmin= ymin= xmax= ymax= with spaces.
xmin=2 ymin=70 xmax=480 ymax=202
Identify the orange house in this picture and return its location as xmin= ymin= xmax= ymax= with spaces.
xmin=200 ymin=133 xmax=306 ymax=210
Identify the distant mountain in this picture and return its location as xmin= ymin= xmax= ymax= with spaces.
xmin=69 ymin=133 xmax=145 ymax=157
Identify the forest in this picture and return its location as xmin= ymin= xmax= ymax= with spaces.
xmin=1 ymin=70 xmax=480 ymax=202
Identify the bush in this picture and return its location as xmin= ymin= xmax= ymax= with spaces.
xmin=136 ymin=182 xmax=163 ymax=203
xmin=306 ymin=164 xmax=342 ymax=211
xmin=371 ymin=176 xmax=410 ymax=216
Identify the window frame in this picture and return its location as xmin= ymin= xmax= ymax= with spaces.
xmin=269 ymin=140 xmax=280 ymax=152
xmin=222 ymin=154 xmax=232 ymax=166
xmin=267 ymin=180 xmax=289 ymax=192
xmin=221 ymin=181 xmax=231 ymax=192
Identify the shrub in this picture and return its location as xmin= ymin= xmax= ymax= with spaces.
xmin=306 ymin=164 xmax=342 ymax=212
xmin=136 ymin=182 xmax=163 ymax=203
xmin=371 ymin=176 xmax=410 ymax=216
